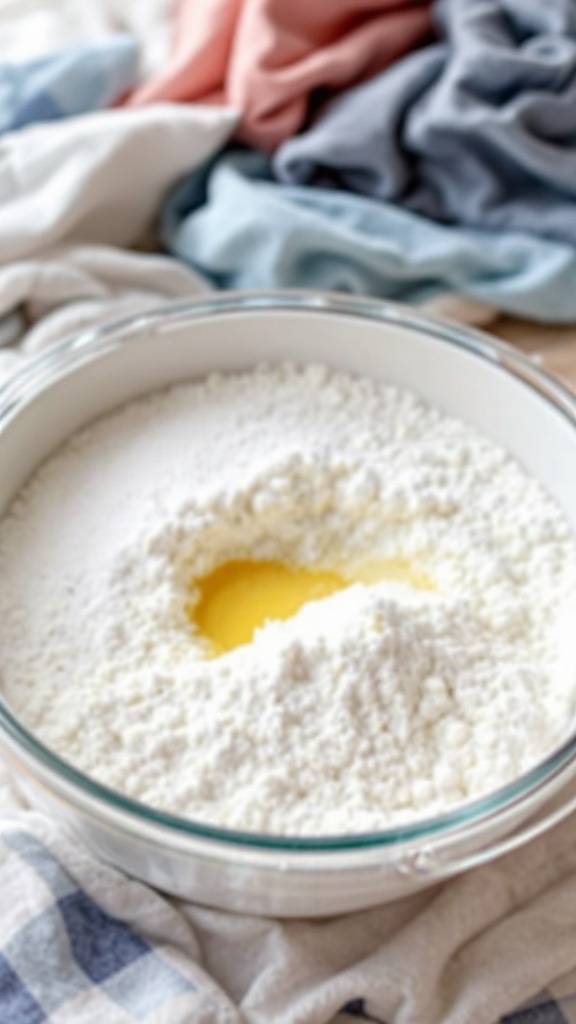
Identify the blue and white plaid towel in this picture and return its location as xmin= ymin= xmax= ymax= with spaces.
xmin=3 ymin=776 xmax=576 ymax=1024
xmin=0 ymin=815 xmax=236 ymax=1023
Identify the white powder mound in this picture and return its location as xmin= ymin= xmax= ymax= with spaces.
xmin=0 ymin=363 xmax=576 ymax=836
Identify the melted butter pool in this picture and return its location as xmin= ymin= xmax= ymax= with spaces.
xmin=190 ymin=556 xmax=434 ymax=655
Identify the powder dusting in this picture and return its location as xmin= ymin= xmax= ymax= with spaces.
xmin=0 ymin=363 xmax=575 ymax=835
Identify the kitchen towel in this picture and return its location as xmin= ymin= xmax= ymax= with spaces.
xmin=128 ymin=0 xmax=434 ymax=151
xmin=161 ymin=148 xmax=576 ymax=323
xmin=276 ymin=0 xmax=576 ymax=245
xmin=2 ymin=764 xmax=576 ymax=1023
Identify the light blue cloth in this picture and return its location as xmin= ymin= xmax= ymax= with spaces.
xmin=275 ymin=0 xmax=576 ymax=245
xmin=161 ymin=149 xmax=576 ymax=322
xmin=0 ymin=36 xmax=138 ymax=136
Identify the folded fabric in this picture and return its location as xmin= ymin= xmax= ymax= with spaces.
xmin=0 ymin=103 xmax=237 ymax=261
xmin=2 ymin=762 xmax=576 ymax=1023
xmin=276 ymin=0 xmax=576 ymax=245
xmin=128 ymin=0 xmax=434 ymax=151
xmin=0 ymin=800 xmax=238 ymax=1023
xmin=161 ymin=149 xmax=576 ymax=323
xmin=0 ymin=35 xmax=138 ymax=137
xmin=0 ymin=245 xmax=211 ymax=386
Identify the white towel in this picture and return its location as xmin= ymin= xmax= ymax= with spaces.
xmin=0 ymin=102 xmax=237 ymax=382
xmin=0 ymin=244 xmax=211 ymax=382
xmin=2 ymin=761 xmax=576 ymax=1024
xmin=0 ymin=103 xmax=237 ymax=259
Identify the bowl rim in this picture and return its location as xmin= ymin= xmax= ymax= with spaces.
xmin=1 ymin=288 xmax=576 ymax=854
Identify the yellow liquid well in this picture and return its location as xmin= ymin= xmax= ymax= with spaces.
xmin=190 ymin=557 xmax=433 ymax=655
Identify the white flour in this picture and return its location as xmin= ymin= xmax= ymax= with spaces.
xmin=1 ymin=363 xmax=576 ymax=835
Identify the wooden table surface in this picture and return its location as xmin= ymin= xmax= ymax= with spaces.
xmin=491 ymin=317 xmax=576 ymax=392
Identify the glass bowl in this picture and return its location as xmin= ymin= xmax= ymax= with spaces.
xmin=1 ymin=291 xmax=576 ymax=917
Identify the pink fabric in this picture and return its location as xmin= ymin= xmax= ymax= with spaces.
xmin=129 ymin=0 xmax=434 ymax=151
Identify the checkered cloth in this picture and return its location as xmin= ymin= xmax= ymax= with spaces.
xmin=0 ymin=826 xmax=226 ymax=1023
xmin=2 ymin=803 xmax=576 ymax=1024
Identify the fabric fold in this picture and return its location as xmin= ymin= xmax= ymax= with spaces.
xmin=0 ymin=35 xmax=139 ymax=137
xmin=0 ymin=245 xmax=211 ymax=385
xmin=0 ymin=103 xmax=236 ymax=382
xmin=129 ymin=0 xmax=434 ymax=151
xmin=3 ymin=763 xmax=576 ymax=1023
xmin=161 ymin=148 xmax=576 ymax=323
xmin=275 ymin=0 xmax=576 ymax=245
xmin=0 ymin=103 xmax=237 ymax=260
xmin=0 ymin=803 xmax=241 ymax=1023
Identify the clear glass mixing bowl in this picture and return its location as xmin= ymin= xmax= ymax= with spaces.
xmin=0 ymin=291 xmax=576 ymax=917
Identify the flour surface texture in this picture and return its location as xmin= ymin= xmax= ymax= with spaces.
xmin=1 ymin=364 xmax=575 ymax=836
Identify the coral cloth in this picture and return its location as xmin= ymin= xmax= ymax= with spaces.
xmin=128 ymin=0 xmax=434 ymax=151
xmin=275 ymin=0 xmax=576 ymax=244
xmin=161 ymin=149 xmax=576 ymax=323
xmin=0 ymin=36 xmax=138 ymax=137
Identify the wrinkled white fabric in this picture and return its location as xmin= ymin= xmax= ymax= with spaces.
xmin=0 ymin=103 xmax=234 ymax=384
xmin=0 ymin=0 xmax=174 ymax=76
xmin=2 ymin=758 xmax=576 ymax=1024
xmin=182 ymin=814 xmax=576 ymax=1024
xmin=0 ymin=245 xmax=210 ymax=383
xmin=0 ymin=103 xmax=237 ymax=261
